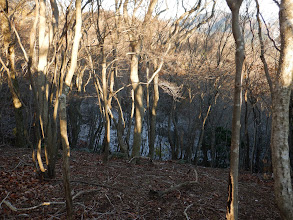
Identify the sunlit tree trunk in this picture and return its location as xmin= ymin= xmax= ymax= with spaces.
xmin=123 ymin=0 xmax=158 ymax=158
xmin=130 ymin=42 xmax=144 ymax=157
xmin=101 ymin=48 xmax=110 ymax=162
xmin=225 ymin=0 xmax=245 ymax=219
xmin=149 ymin=62 xmax=159 ymax=159
xmin=59 ymin=0 xmax=82 ymax=218
xmin=37 ymin=0 xmax=49 ymax=137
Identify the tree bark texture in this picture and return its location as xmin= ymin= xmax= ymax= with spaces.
xmin=225 ymin=0 xmax=245 ymax=219
xmin=270 ymin=1 xmax=293 ymax=219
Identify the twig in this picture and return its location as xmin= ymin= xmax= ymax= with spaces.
xmin=2 ymin=200 xmax=64 ymax=211
xmin=105 ymin=194 xmax=114 ymax=208
xmin=259 ymin=12 xmax=280 ymax=52
xmin=128 ymin=156 xmax=153 ymax=164
xmin=7 ymin=159 xmax=33 ymax=172
xmin=44 ymin=178 xmax=120 ymax=190
xmin=72 ymin=188 xmax=102 ymax=200
xmin=184 ymin=203 xmax=193 ymax=220
xmin=0 ymin=192 xmax=10 ymax=207
xmin=2 ymin=188 xmax=101 ymax=212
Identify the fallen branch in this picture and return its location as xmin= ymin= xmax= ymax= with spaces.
xmin=43 ymin=178 xmax=120 ymax=190
xmin=149 ymin=180 xmax=198 ymax=198
xmin=2 ymin=200 xmax=64 ymax=211
xmin=0 ymin=193 xmax=10 ymax=207
xmin=72 ymin=188 xmax=102 ymax=200
xmin=184 ymin=203 xmax=193 ymax=220
xmin=2 ymin=188 xmax=101 ymax=212
xmin=128 ymin=156 xmax=153 ymax=164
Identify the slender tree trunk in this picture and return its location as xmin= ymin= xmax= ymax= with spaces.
xmin=210 ymin=125 xmax=216 ymax=167
xmin=101 ymin=50 xmax=110 ymax=163
xmin=250 ymin=109 xmax=257 ymax=173
xmin=126 ymin=89 xmax=134 ymax=152
xmin=59 ymin=0 xmax=82 ymax=218
xmin=289 ymin=92 xmax=293 ymax=169
xmin=225 ymin=1 xmax=245 ymax=219
xmin=149 ymin=69 xmax=159 ymax=159
xmin=194 ymin=105 xmax=211 ymax=166
xmin=113 ymin=48 xmax=127 ymax=154
xmin=168 ymin=102 xmax=176 ymax=160
xmin=244 ymin=90 xmax=250 ymax=171
xmin=26 ymin=0 xmax=46 ymax=173
xmin=59 ymin=93 xmax=73 ymax=219
xmin=0 ymin=0 xmax=26 ymax=148
xmin=38 ymin=0 xmax=49 ymax=138
xmin=130 ymin=42 xmax=144 ymax=158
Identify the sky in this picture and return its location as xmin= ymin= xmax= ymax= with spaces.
xmin=98 ymin=0 xmax=279 ymax=23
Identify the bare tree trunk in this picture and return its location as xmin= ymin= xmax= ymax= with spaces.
xmin=130 ymin=42 xmax=144 ymax=158
xmin=0 ymin=0 xmax=26 ymax=148
xmin=255 ymin=0 xmax=293 ymax=218
xmin=59 ymin=0 xmax=82 ymax=218
xmin=271 ymin=89 xmax=293 ymax=220
xmin=59 ymin=93 xmax=73 ymax=219
xmin=194 ymin=105 xmax=211 ymax=166
xmin=47 ymin=0 xmax=59 ymax=178
xmin=123 ymin=0 xmax=158 ymax=158
xmin=113 ymin=48 xmax=128 ymax=154
xmin=149 ymin=68 xmax=159 ymax=159
xmin=270 ymin=1 xmax=293 ymax=218
xmin=26 ymin=0 xmax=46 ymax=173
xmin=244 ymin=89 xmax=250 ymax=171
xmin=210 ymin=125 xmax=216 ymax=167
xmin=168 ymin=101 xmax=176 ymax=160
xmin=37 ymin=0 xmax=49 ymax=138
xmin=225 ymin=0 xmax=245 ymax=219
xmin=289 ymin=92 xmax=293 ymax=170
xmin=101 ymin=50 xmax=110 ymax=163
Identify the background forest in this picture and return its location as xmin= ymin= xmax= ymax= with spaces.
xmin=0 ymin=0 xmax=293 ymax=219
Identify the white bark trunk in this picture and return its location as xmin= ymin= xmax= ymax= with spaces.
xmin=270 ymin=1 xmax=293 ymax=219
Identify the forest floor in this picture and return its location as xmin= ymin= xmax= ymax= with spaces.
xmin=0 ymin=146 xmax=281 ymax=220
